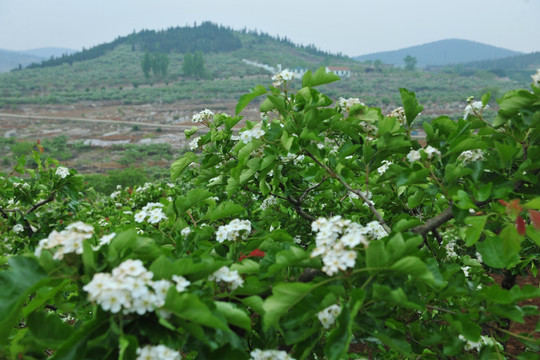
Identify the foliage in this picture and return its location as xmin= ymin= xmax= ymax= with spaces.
xmin=182 ymin=51 xmax=205 ymax=78
xmin=404 ymin=55 xmax=417 ymax=71
xmin=0 ymin=69 xmax=539 ymax=359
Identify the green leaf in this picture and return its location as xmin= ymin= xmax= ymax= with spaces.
xmin=262 ymin=282 xmax=315 ymax=330
xmin=176 ymin=188 xmax=213 ymax=214
xmin=390 ymin=256 xmax=434 ymax=284
xmin=22 ymin=279 xmax=70 ymax=317
xmin=524 ymin=197 xmax=540 ymax=210
xmin=236 ymin=85 xmax=267 ymax=115
xmin=171 ymin=152 xmax=198 ymax=180
xmin=302 ymin=67 xmax=340 ymax=88
xmin=241 ymin=296 xmax=265 ymax=315
xmin=464 ymin=215 xmax=488 ymax=246
xmin=399 ymin=88 xmax=424 ymax=126
xmin=392 ymin=218 xmax=423 ymax=232
xmin=215 ymin=301 xmax=251 ymax=330
xmin=476 ymin=229 xmax=521 ymax=268
xmin=27 ymin=311 xmax=74 ymax=346
xmin=324 ymin=289 xmax=365 ymax=360
xmin=203 ymin=201 xmax=245 ymax=223
xmin=281 ymin=130 xmax=294 ymax=152
xmin=366 ymin=240 xmax=388 ymax=270
xmin=0 ymin=256 xmax=50 ymax=344
xmin=118 ymin=335 xmax=138 ymax=360
xmin=267 ymin=246 xmax=310 ymax=275
xmin=165 ymin=291 xmax=229 ymax=331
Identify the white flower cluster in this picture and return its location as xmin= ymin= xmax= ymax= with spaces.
xmin=136 ymin=182 xmax=153 ymax=193
xmin=260 ymin=196 xmax=278 ymax=210
xmin=192 ymin=108 xmax=214 ymax=123
xmin=459 ymin=335 xmax=502 ymax=352
xmin=463 ymin=99 xmax=488 ymax=120
xmin=532 ymin=69 xmax=540 ymax=87
xmin=110 ymin=190 xmax=121 ymax=199
xmin=338 ymin=97 xmax=364 ymax=112
xmin=406 ymin=145 xmax=441 ymax=163
xmin=271 ymin=69 xmax=294 ymax=86
xmin=359 ymin=121 xmax=377 ymax=134
xmin=240 ymin=123 xmax=265 ymax=144
xmin=317 ymin=304 xmax=341 ymax=329
xmin=280 ymin=152 xmax=305 ymax=165
xmin=13 ymin=182 xmax=30 ymax=189
xmin=92 ymin=232 xmax=116 ymax=251
xmin=181 ymin=227 xmax=191 ymax=237
xmin=310 ymin=216 xmax=370 ymax=276
xmin=189 ymin=136 xmax=201 ymax=150
xmin=458 ymin=149 xmax=484 ymax=163
xmin=84 ymin=259 xmax=188 ymax=314
xmin=208 ymin=266 xmax=244 ymax=290
xmin=12 ymin=224 xmax=24 ymax=234
xmin=250 ymin=349 xmax=295 ymax=360
xmin=134 ymin=203 xmax=168 ymax=224
xmin=377 ymin=160 xmax=392 ymax=175
xmin=136 ymin=344 xmax=181 ymax=360
xmin=216 ymin=219 xmax=252 ymax=243
xmin=35 ymin=221 xmax=94 ymax=260
xmin=55 ymin=166 xmax=70 ymax=179
xmin=388 ymin=106 xmax=407 ymax=125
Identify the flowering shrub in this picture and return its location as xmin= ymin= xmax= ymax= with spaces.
xmin=0 ymin=67 xmax=539 ymax=359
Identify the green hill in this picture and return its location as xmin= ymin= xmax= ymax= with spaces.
xmin=354 ymin=39 xmax=522 ymax=68
xmin=0 ymin=23 xmax=534 ymax=115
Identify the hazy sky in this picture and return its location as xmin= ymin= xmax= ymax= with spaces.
xmin=1 ymin=0 xmax=539 ymax=56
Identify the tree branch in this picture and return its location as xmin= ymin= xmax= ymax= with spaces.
xmin=304 ymin=151 xmax=391 ymax=234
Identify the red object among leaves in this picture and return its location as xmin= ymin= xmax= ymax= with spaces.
xmin=516 ymin=216 xmax=526 ymax=235
xmin=529 ymin=210 xmax=540 ymax=230
xmin=238 ymin=248 xmax=266 ymax=262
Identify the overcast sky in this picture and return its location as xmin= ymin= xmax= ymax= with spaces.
xmin=1 ymin=0 xmax=539 ymax=56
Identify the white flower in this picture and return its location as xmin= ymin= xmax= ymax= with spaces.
xmin=209 ymin=266 xmax=244 ymax=290
xmin=463 ymin=100 xmax=486 ymax=120
xmin=239 ymin=123 xmax=265 ymax=144
xmin=34 ymin=221 xmax=94 ymax=259
xmin=424 ymin=145 xmax=441 ymax=159
xmin=12 ymin=224 xmax=24 ymax=234
xmin=388 ymin=106 xmax=407 ymax=125
xmin=192 ymin=109 xmax=214 ymax=123
xmin=406 ymin=149 xmax=421 ymax=163
xmin=338 ymin=97 xmax=364 ymax=112
xmin=55 ymin=166 xmax=70 ymax=179
xmin=271 ymin=69 xmax=295 ymax=86
xmin=531 ymin=69 xmax=540 ymax=88
xmin=110 ymin=191 xmax=121 ymax=199
xmin=216 ymin=219 xmax=252 ymax=243
xmin=172 ymin=275 xmax=190 ymax=292
xmin=98 ymin=233 xmax=116 ymax=246
xmin=136 ymin=344 xmax=180 ymax=360
xmin=189 ymin=136 xmax=201 ymax=150
xmin=377 ymin=160 xmax=392 ymax=175
xmin=458 ymin=149 xmax=484 ymax=163
xmin=260 ymin=196 xmax=278 ymax=210
xmin=318 ymin=304 xmax=341 ymax=329
xmin=181 ymin=227 xmax=191 ymax=237
xmin=134 ymin=211 xmax=147 ymax=223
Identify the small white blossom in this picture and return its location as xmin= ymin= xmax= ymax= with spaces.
xmin=181 ymin=227 xmax=191 ymax=237
xmin=192 ymin=109 xmax=214 ymax=123
xmin=377 ymin=160 xmax=392 ymax=175
xmin=216 ymin=219 xmax=252 ymax=243
xmin=458 ymin=149 xmax=484 ymax=163
xmin=250 ymin=349 xmax=295 ymax=360
xmin=209 ymin=266 xmax=244 ymax=290
xmin=271 ymin=69 xmax=295 ymax=86
xmin=338 ymin=97 xmax=364 ymax=112
xmin=463 ymin=99 xmax=488 ymax=120
xmin=35 ymin=221 xmax=94 ymax=260
xmin=189 ymin=136 xmax=201 ymax=150
xmin=260 ymin=196 xmax=278 ymax=210
xmin=239 ymin=123 xmax=265 ymax=144
xmin=317 ymin=304 xmax=341 ymax=329
xmin=110 ymin=191 xmax=121 ymax=199
xmin=12 ymin=224 xmax=24 ymax=234
xmin=55 ymin=166 xmax=70 ymax=179
xmin=388 ymin=106 xmax=407 ymax=125
xmin=406 ymin=150 xmax=421 ymax=163
xmin=172 ymin=275 xmax=190 ymax=293
xmin=136 ymin=344 xmax=180 ymax=360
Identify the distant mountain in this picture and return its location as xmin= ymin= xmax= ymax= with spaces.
xmin=0 ymin=47 xmax=77 ymax=73
xmin=353 ymin=39 xmax=522 ymax=68
xmin=0 ymin=49 xmax=42 ymax=73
